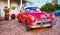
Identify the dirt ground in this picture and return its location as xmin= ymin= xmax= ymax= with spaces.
xmin=0 ymin=17 xmax=60 ymax=35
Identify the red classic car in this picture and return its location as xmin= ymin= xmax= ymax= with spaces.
xmin=17 ymin=7 xmax=56 ymax=31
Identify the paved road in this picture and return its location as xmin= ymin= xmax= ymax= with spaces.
xmin=0 ymin=17 xmax=60 ymax=35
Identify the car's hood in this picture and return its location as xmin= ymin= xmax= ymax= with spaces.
xmin=24 ymin=12 xmax=47 ymax=19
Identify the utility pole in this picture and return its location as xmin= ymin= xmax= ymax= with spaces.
xmin=8 ymin=0 xmax=10 ymax=20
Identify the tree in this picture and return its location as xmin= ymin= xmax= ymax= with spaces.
xmin=54 ymin=4 xmax=60 ymax=10
xmin=58 ymin=5 xmax=60 ymax=10
xmin=40 ymin=3 xmax=55 ymax=13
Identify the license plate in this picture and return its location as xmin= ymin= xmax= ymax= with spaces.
xmin=43 ymin=24 xmax=51 ymax=27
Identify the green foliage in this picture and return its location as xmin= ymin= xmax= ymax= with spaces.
xmin=40 ymin=3 xmax=56 ymax=13
xmin=54 ymin=4 xmax=60 ymax=10
xmin=4 ymin=8 xmax=10 ymax=13
xmin=57 ymin=4 xmax=60 ymax=10
xmin=11 ymin=6 xmax=16 ymax=10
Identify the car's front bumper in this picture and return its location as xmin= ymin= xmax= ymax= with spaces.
xmin=29 ymin=19 xmax=57 ymax=28
xmin=29 ymin=24 xmax=51 ymax=28
xmin=29 ymin=22 xmax=52 ymax=28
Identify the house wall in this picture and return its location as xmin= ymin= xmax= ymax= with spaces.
xmin=0 ymin=1 xmax=7 ymax=17
xmin=10 ymin=2 xmax=20 ymax=16
xmin=0 ymin=1 xmax=20 ymax=17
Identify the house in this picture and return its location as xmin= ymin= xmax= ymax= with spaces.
xmin=0 ymin=0 xmax=19 ymax=17
xmin=0 ymin=0 xmax=31 ymax=17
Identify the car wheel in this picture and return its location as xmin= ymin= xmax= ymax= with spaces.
xmin=18 ymin=19 xmax=22 ymax=23
xmin=47 ymin=25 xmax=52 ymax=28
xmin=25 ymin=20 xmax=31 ymax=31
xmin=47 ymin=23 xmax=52 ymax=28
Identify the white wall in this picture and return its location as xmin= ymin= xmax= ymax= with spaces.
xmin=0 ymin=1 xmax=20 ymax=17
xmin=0 ymin=1 xmax=7 ymax=17
xmin=10 ymin=3 xmax=19 ymax=16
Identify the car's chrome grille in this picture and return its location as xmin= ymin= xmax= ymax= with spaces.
xmin=32 ymin=19 xmax=51 ymax=26
xmin=37 ymin=23 xmax=41 ymax=25
xmin=41 ymin=18 xmax=51 ymax=22
xmin=43 ymin=21 xmax=51 ymax=24
xmin=35 ymin=20 xmax=41 ymax=23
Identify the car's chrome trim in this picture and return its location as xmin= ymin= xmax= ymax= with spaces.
xmin=29 ymin=24 xmax=51 ymax=28
xmin=29 ymin=25 xmax=41 ymax=28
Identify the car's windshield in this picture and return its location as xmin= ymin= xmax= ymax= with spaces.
xmin=25 ymin=7 xmax=41 ymax=12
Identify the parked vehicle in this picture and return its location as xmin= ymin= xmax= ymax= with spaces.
xmin=17 ymin=7 xmax=56 ymax=31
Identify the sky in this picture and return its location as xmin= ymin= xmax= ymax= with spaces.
xmin=58 ymin=0 xmax=60 ymax=4
xmin=26 ymin=0 xmax=52 ymax=8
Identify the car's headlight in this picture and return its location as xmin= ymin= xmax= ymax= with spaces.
xmin=41 ymin=15 xmax=46 ymax=18
xmin=31 ymin=16 xmax=35 ymax=21
xmin=52 ymin=15 xmax=55 ymax=18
